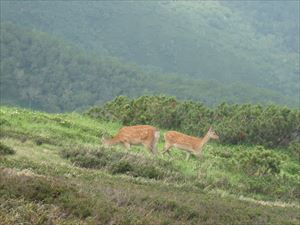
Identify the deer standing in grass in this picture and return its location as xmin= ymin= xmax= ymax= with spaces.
xmin=102 ymin=125 xmax=160 ymax=155
xmin=163 ymin=127 xmax=219 ymax=160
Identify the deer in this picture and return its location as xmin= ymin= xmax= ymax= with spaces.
xmin=162 ymin=127 xmax=219 ymax=160
xmin=102 ymin=125 xmax=160 ymax=155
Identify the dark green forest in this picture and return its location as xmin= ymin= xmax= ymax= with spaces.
xmin=1 ymin=22 xmax=296 ymax=112
xmin=1 ymin=1 xmax=299 ymax=112
xmin=221 ymin=1 xmax=299 ymax=53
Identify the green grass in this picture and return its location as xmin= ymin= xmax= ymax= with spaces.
xmin=0 ymin=106 xmax=299 ymax=225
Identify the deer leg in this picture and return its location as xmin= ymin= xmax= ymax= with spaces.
xmin=197 ymin=151 xmax=204 ymax=161
xmin=148 ymin=141 xmax=157 ymax=155
xmin=185 ymin=152 xmax=191 ymax=161
xmin=123 ymin=142 xmax=130 ymax=150
xmin=150 ymin=131 xmax=160 ymax=155
xmin=142 ymin=143 xmax=153 ymax=154
xmin=147 ymin=142 xmax=157 ymax=155
xmin=150 ymin=143 xmax=157 ymax=155
xmin=162 ymin=143 xmax=171 ymax=155
xmin=151 ymin=147 xmax=157 ymax=155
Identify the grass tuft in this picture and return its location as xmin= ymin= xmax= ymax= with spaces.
xmin=0 ymin=142 xmax=15 ymax=155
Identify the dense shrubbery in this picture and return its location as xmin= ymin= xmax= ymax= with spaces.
xmin=228 ymin=146 xmax=282 ymax=176
xmin=288 ymin=141 xmax=300 ymax=160
xmin=87 ymin=96 xmax=300 ymax=148
xmin=205 ymin=145 xmax=300 ymax=200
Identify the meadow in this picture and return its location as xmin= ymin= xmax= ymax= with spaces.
xmin=0 ymin=106 xmax=299 ymax=225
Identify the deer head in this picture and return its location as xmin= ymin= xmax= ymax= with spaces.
xmin=101 ymin=136 xmax=109 ymax=147
xmin=207 ymin=127 xmax=219 ymax=139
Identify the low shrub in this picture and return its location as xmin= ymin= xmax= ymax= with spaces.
xmin=149 ymin=199 xmax=199 ymax=221
xmin=111 ymin=160 xmax=166 ymax=180
xmin=0 ymin=168 xmax=114 ymax=221
xmin=111 ymin=161 xmax=134 ymax=174
xmin=0 ymin=142 xmax=15 ymax=155
xmin=229 ymin=146 xmax=282 ymax=176
xmin=61 ymin=145 xmax=183 ymax=181
xmin=288 ymin=140 xmax=300 ymax=160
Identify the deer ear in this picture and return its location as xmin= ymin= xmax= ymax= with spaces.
xmin=209 ymin=126 xmax=212 ymax=131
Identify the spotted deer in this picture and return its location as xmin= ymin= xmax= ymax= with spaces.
xmin=102 ymin=125 xmax=160 ymax=154
xmin=163 ymin=127 xmax=219 ymax=160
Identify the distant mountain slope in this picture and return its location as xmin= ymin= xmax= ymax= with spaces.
xmin=0 ymin=22 xmax=296 ymax=112
xmin=1 ymin=1 xmax=299 ymax=102
xmin=221 ymin=1 xmax=300 ymax=53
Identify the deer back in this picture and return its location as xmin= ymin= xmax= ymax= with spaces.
xmin=118 ymin=125 xmax=158 ymax=144
xmin=165 ymin=131 xmax=202 ymax=151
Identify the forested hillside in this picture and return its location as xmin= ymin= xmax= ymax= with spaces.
xmin=221 ymin=1 xmax=299 ymax=53
xmin=1 ymin=22 xmax=296 ymax=112
xmin=1 ymin=1 xmax=299 ymax=104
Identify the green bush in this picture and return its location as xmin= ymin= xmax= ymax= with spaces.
xmin=288 ymin=141 xmax=300 ymax=160
xmin=87 ymin=96 xmax=300 ymax=148
xmin=229 ymin=146 xmax=282 ymax=176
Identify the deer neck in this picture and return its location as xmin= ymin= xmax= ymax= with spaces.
xmin=103 ymin=137 xmax=116 ymax=146
xmin=197 ymin=133 xmax=210 ymax=151
xmin=105 ymin=139 xmax=112 ymax=145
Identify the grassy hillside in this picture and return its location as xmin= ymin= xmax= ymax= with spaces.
xmin=1 ymin=106 xmax=299 ymax=224
xmin=1 ymin=1 xmax=299 ymax=101
xmin=0 ymin=22 xmax=297 ymax=112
